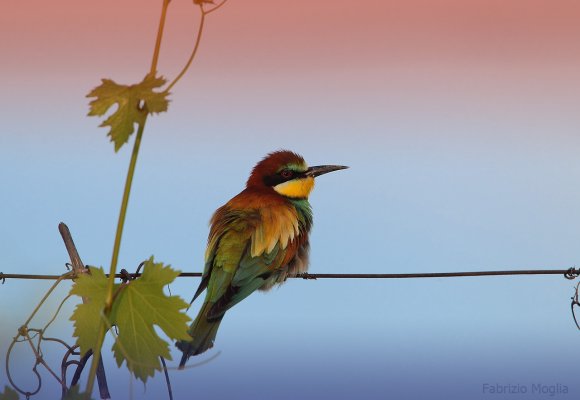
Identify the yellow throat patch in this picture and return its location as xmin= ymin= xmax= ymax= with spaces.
xmin=273 ymin=177 xmax=315 ymax=199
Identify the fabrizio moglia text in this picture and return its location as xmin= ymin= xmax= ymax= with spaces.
xmin=482 ymin=383 xmax=568 ymax=396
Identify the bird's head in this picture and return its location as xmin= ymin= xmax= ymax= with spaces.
xmin=246 ymin=150 xmax=348 ymax=199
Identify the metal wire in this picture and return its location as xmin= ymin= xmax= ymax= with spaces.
xmin=0 ymin=268 xmax=578 ymax=282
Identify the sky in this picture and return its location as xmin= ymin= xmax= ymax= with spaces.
xmin=2 ymin=0 xmax=580 ymax=399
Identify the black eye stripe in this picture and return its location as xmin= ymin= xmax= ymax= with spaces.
xmin=263 ymin=170 xmax=306 ymax=187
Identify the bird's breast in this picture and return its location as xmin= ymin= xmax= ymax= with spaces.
xmin=250 ymin=204 xmax=300 ymax=258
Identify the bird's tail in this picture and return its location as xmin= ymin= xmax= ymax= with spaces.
xmin=176 ymin=301 xmax=223 ymax=369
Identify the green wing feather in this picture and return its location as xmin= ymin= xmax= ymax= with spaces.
xmin=191 ymin=206 xmax=291 ymax=317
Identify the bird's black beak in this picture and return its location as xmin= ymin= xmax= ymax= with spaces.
xmin=305 ymin=165 xmax=348 ymax=178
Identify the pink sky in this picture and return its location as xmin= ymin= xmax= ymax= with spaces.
xmin=2 ymin=0 xmax=579 ymax=78
xmin=1 ymin=0 xmax=578 ymax=149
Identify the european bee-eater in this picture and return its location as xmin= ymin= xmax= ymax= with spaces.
xmin=177 ymin=150 xmax=347 ymax=367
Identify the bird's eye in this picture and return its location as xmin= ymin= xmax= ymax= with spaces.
xmin=280 ymin=169 xmax=293 ymax=179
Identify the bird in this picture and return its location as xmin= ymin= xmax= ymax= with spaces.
xmin=177 ymin=150 xmax=347 ymax=368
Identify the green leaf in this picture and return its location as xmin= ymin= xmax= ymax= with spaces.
xmin=69 ymin=267 xmax=114 ymax=356
xmin=111 ymin=257 xmax=191 ymax=382
xmin=0 ymin=386 xmax=18 ymax=400
xmin=63 ymin=386 xmax=94 ymax=400
xmin=70 ymin=257 xmax=191 ymax=383
xmin=87 ymin=74 xmax=170 ymax=151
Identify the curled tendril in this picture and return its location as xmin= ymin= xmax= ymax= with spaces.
xmin=5 ymin=333 xmax=42 ymax=398
xmin=571 ymin=282 xmax=580 ymax=331
xmin=5 ymin=272 xmax=79 ymax=398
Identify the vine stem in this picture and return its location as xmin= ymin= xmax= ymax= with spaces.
xmin=85 ymin=121 xmax=147 ymax=396
xmin=85 ymin=0 xmax=171 ymax=395
xmin=151 ymin=0 xmax=171 ymax=75
xmin=106 ymin=121 xmax=146 ymax=309
xmin=84 ymin=0 xmax=226 ymax=394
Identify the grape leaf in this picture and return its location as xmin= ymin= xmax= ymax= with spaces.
xmin=0 ymin=386 xmax=18 ymax=400
xmin=70 ymin=257 xmax=190 ymax=382
xmin=69 ymin=266 xmax=113 ymax=356
xmin=87 ymin=74 xmax=170 ymax=152
xmin=111 ymin=257 xmax=191 ymax=381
